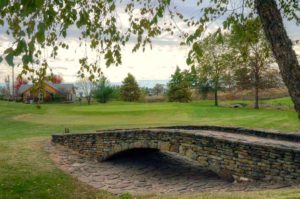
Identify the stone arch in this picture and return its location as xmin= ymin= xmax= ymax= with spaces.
xmin=105 ymin=148 xmax=160 ymax=160
xmin=99 ymin=137 xmax=183 ymax=158
xmin=100 ymin=140 xmax=175 ymax=161
xmin=99 ymin=139 xmax=234 ymax=181
xmin=52 ymin=127 xmax=300 ymax=182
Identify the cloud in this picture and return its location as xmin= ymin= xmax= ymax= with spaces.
xmin=51 ymin=66 xmax=68 ymax=70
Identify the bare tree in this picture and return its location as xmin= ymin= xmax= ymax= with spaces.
xmin=75 ymin=78 xmax=96 ymax=105
xmin=152 ymin=84 xmax=165 ymax=96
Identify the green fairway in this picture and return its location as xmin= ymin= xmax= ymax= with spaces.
xmin=260 ymin=97 xmax=294 ymax=107
xmin=0 ymin=99 xmax=300 ymax=198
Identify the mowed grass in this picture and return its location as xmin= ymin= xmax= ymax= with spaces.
xmin=261 ymin=97 xmax=294 ymax=107
xmin=0 ymin=99 xmax=300 ymax=199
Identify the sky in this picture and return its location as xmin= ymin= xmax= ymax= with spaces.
xmin=0 ymin=1 xmax=299 ymax=85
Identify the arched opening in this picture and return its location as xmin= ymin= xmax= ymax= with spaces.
xmin=98 ymin=147 xmax=234 ymax=194
xmin=106 ymin=148 xmax=160 ymax=160
xmin=104 ymin=146 xmax=234 ymax=182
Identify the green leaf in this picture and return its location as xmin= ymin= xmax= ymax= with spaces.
xmin=0 ymin=0 xmax=8 ymax=9
xmin=4 ymin=47 xmax=13 ymax=54
xmin=192 ymin=43 xmax=203 ymax=57
xmin=35 ymin=0 xmax=44 ymax=9
xmin=36 ymin=31 xmax=45 ymax=43
xmin=5 ymin=53 xmax=14 ymax=66
xmin=186 ymin=56 xmax=192 ymax=65
xmin=0 ymin=56 xmax=3 ymax=63
xmin=22 ymin=54 xmax=33 ymax=64
xmin=35 ymin=22 xmax=46 ymax=43
xmin=15 ymin=40 xmax=27 ymax=56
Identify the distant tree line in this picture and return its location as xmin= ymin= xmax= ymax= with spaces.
xmin=75 ymin=73 xmax=144 ymax=104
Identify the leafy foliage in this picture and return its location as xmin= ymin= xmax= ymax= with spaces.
xmin=190 ymin=31 xmax=235 ymax=106
xmin=230 ymin=18 xmax=274 ymax=108
xmin=198 ymin=77 xmax=213 ymax=100
xmin=120 ymin=73 xmax=141 ymax=102
xmin=110 ymin=86 xmax=122 ymax=101
xmin=94 ymin=77 xmax=113 ymax=103
xmin=0 ymin=0 xmax=298 ymax=81
xmin=167 ymin=67 xmax=192 ymax=103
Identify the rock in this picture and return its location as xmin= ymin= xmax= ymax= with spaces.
xmin=218 ymin=169 xmax=235 ymax=183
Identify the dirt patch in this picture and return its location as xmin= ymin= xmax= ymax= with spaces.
xmin=13 ymin=114 xmax=33 ymax=121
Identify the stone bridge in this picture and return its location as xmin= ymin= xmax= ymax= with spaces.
xmin=51 ymin=126 xmax=300 ymax=182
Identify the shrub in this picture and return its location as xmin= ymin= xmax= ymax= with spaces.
xmin=110 ymin=86 xmax=121 ymax=101
xmin=52 ymin=94 xmax=62 ymax=102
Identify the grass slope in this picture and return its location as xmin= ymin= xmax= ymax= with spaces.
xmin=0 ymin=99 xmax=299 ymax=198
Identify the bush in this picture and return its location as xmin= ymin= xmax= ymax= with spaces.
xmin=110 ymin=86 xmax=121 ymax=101
xmin=52 ymin=94 xmax=62 ymax=102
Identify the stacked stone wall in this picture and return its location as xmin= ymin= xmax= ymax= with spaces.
xmin=52 ymin=128 xmax=300 ymax=182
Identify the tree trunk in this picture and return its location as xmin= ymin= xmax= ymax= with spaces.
xmin=214 ymin=89 xmax=218 ymax=106
xmin=87 ymin=96 xmax=91 ymax=105
xmin=255 ymin=0 xmax=300 ymax=118
xmin=254 ymin=84 xmax=259 ymax=109
xmin=254 ymin=61 xmax=260 ymax=109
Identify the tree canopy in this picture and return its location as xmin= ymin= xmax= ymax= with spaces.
xmin=167 ymin=67 xmax=192 ymax=102
xmin=190 ymin=31 xmax=237 ymax=106
xmin=226 ymin=18 xmax=274 ymax=108
xmin=94 ymin=76 xmax=113 ymax=103
xmin=0 ymin=0 xmax=298 ymax=77
xmin=120 ymin=73 xmax=141 ymax=102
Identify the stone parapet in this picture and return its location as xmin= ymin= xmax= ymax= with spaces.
xmin=52 ymin=127 xmax=300 ymax=182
